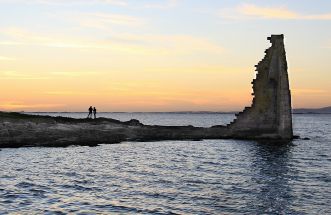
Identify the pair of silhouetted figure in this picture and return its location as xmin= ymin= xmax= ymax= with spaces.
xmin=87 ymin=106 xmax=97 ymax=119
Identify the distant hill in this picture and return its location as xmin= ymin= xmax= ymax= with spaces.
xmin=293 ymin=106 xmax=331 ymax=114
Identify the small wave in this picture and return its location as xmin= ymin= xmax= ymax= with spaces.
xmin=16 ymin=182 xmax=35 ymax=188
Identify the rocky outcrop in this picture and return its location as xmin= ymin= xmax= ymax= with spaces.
xmin=0 ymin=35 xmax=293 ymax=148
xmin=0 ymin=112 xmax=230 ymax=147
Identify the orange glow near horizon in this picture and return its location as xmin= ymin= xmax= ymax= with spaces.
xmin=0 ymin=1 xmax=330 ymax=111
xmin=0 ymin=65 xmax=253 ymax=111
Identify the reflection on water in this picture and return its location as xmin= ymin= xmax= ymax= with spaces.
xmin=0 ymin=114 xmax=330 ymax=214
xmin=249 ymin=142 xmax=294 ymax=214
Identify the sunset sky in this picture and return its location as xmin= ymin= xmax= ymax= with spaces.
xmin=0 ymin=0 xmax=330 ymax=111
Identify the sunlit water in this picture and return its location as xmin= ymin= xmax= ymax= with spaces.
xmin=1 ymin=113 xmax=330 ymax=214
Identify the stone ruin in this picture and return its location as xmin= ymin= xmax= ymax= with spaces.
xmin=227 ymin=34 xmax=293 ymax=140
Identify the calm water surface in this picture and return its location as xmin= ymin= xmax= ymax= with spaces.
xmin=0 ymin=113 xmax=330 ymax=214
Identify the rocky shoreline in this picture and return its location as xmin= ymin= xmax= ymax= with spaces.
xmin=0 ymin=111 xmax=226 ymax=148
xmin=0 ymin=111 xmax=292 ymax=148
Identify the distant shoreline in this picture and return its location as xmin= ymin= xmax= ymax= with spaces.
xmin=13 ymin=111 xmax=331 ymax=114
xmin=2 ymin=106 xmax=331 ymax=114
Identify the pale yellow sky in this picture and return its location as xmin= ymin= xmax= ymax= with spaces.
xmin=0 ymin=0 xmax=330 ymax=111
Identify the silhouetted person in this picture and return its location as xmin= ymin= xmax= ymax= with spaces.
xmin=87 ymin=106 xmax=93 ymax=119
xmin=93 ymin=107 xmax=97 ymax=119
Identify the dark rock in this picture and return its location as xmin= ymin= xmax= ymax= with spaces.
xmin=125 ymin=119 xmax=143 ymax=126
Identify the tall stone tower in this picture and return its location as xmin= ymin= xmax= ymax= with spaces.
xmin=228 ymin=35 xmax=293 ymax=140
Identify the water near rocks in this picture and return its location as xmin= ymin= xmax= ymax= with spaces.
xmin=1 ymin=113 xmax=330 ymax=214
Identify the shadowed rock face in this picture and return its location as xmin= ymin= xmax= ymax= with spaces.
xmin=0 ymin=35 xmax=293 ymax=148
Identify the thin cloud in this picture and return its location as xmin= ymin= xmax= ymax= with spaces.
xmin=100 ymin=0 xmax=127 ymax=6
xmin=0 ymin=101 xmax=65 ymax=110
xmin=50 ymin=71 xmax=98 ymax=77
xmin=44 ymin=91 xmax=97 ymax=96
xmin=99 ymin=33 xmax=224 ymax=54
xmin=0 ymin=41 xmax=23 ymax=46
xmin=0 ymin=28 xmax=224 ymax=55
xmin=0 ymin=28 xmax=54 ymax=43
xmin=70 ymin=12 xmax=146 ymax=29
xmin=0 ymin=56 xmax=15 ymax=61
xmin=0 ymin=71 xmax=49 ymax=80
xmin=0 ymin=28 xmax=104 ymax=49
xmin=144 ymin=0 xmax=179 ymax=9
xmin=220 ymin=4 xmax=331 ymax=20
xmin=0 ymin=0 xmax=128 ymax=6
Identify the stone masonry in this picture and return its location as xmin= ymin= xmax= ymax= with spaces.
xmin=228 ymin=34 xmax=293 ymax=140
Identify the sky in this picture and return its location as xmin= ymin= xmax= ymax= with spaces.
xmin=0 ymin=0 xmax=330 ymax=112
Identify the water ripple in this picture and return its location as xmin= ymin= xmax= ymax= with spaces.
xmin=1 ymin=114 xmax=331 ymax=214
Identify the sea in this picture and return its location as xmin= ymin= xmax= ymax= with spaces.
xmin=0 ymin=113 xmax=330 ymax=214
